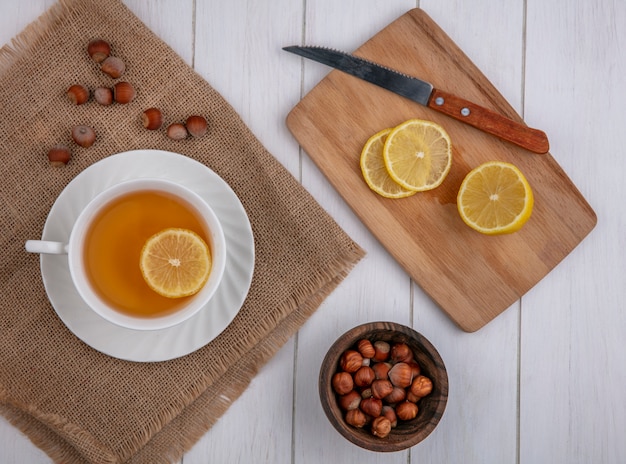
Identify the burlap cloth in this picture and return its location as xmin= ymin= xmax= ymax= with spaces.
xmin=0 ymin=0 xmax=365 ymax=462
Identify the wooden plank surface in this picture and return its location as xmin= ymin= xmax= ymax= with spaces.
xmin=286 ymin=8 xmax=596 ymax=332
xmin=1 ymin=1 xmax=625 ymax=464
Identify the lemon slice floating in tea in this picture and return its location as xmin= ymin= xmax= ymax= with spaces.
xmin=457 ymin=161 xmax=534 ymax=235
xmin=140 ymin=228 xmax=212 ymax=298
xmin=383 ymin=119 xmax=452 ymax=191
xmin=360 ymin=128 xmax=417 ymax=199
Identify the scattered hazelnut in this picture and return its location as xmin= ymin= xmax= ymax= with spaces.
xmin=185 ymin=115 xmax=208 ymax=137
xmin=331 ymin=372 xmax=354 ymax=396
xmin=87 ymin=39 xmax=111 ymax=63
xmin=382 ymin=405 xmax=398 ymax=428
xmin=372 ymin=340 xmax=390 ymax=362
xmin=353 ymin=366 xmax=375 ymax=388
xmin=388 ymin=362 xmax=413 ymax=388
xmin=410 ymin=375 xmax=433 ymax=398
xmin=371 ymin=416 xmax=392 ymax=438
xmin=142 ymin=107 xmax=163 ymax=130
xmin=339 ymin=350 xmax=363 ymax=374
xmin=345 ymin=408 xmax=367 ymax=428
xmin=166 ymin=123 xmax=188 ymax=140
xmin=395 ymin=401 xmax=418 ymax=421
xmin=360 ymin=397 xmax=382 ymax=418
xmin=356 ymin=339 xmax=376 ymax=359
xmin=101 ymin=56 xmax=126 ymax=78
xmin=47 ymin=144 xmax=71 ymax=167
xmin=113 ymin=81 xmax=135 ymax=104
xmin=371 ymin=379 xmax=394 ymax=399
xmin=390 ymin=342 xmax=414 ymax=363
xmin=71 ymin=125 xmax=96 ymax=148
xmin=66 ymin=84 xmax=89 ymax=105
xmin=338 ymin=390 xmax=361 ymax=411
xmin=94 ymin=87 xmax=113 ymax=105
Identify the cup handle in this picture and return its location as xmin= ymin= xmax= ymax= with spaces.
xmin=25 ymin=240 xmax=69 ymax=255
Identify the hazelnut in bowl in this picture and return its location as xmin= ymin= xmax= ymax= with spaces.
xmin=319 ymin=321 xmax=448 ymax=452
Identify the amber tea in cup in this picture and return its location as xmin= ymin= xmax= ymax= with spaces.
xmin=25 ymin=178 xmax=226 ymax=331
xmin=83 ymin=189 xmax=207 ymax=318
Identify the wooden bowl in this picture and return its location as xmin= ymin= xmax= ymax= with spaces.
xmin=319 ymin=321 xmax=448 ymax=452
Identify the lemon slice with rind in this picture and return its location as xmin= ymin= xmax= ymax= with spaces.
xmin=457 ymin=161 xmax=534 ymax=235
xmin=140 ymin=228 xmax=212 ymax=298
xmin=383 ymin=119 xmax=452 ymax=191
xmin=360 ymin=128 xmax=417 ymax=199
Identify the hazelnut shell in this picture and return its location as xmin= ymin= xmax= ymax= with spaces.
xmin=113 ymin=81 xmax=135 ymax=104
xmin=47 ymin=145 xmax=71 ymax=167
xmin=101 ymin=56 xmax=126 ymax=78
xmin=87 ymin=39 xmax=111 ymax=63
xmin=94 ymin=87 xmax=113 ymax=106
xmin=71 ymin=125 xmax=96 ymax=148
xmin=142 ymin=108 xmax=163 ymax=130
xmin=185 ymin=115 xmax=208 ymax=137
xmin=166 ymin=123 xmax=188 ymax=140
xmin=66 ymin=84 xmax=89 ymax=105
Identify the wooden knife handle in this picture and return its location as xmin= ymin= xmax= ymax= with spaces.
xmin=427 ymin=89 xmax=549 ymax=154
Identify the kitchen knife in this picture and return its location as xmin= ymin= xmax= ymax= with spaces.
xmin=283 ymin=46 xmax=549 ymax=154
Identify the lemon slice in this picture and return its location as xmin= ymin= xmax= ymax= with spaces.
xmin=383 ymin=119 xmax=452 ymax=191
xmin=140 ymin=228 xmax=212 ymax=298
xmin=457 ymin=161 xmax=534 ymax=235
xmin=360 ymin=128 xmax=417 ymax=199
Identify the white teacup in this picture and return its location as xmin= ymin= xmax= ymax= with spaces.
xmin=26 ymin=178 xmax=226 ymax=331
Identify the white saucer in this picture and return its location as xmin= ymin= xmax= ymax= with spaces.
xmin=40 ymin=150 xmax=255 ymax=362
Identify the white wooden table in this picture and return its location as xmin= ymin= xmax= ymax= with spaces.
xmin=1 ymin=1 xmax=625 ymax=463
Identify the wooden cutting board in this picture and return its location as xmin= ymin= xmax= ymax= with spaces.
xmin=286 ymin=9 xmax=596 ymax=332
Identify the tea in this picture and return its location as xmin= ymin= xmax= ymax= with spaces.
xmin=83 ymin=189 xmax=210 ymax=318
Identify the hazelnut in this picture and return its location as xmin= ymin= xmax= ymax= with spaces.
xmin=390 ymin=342 xmax=414 ymax=363
xmin=371 ymin=416 xmax=391 ymax=438
xmin=382 ymin=405 xmax=398 ymax=428
xmin=71 ymin=125 xmax=96 ymax=148
xmin=356 ymin=339 xmax=375 ymax=359
xmin=395 ymin=401 xmax=418 ymax=421
xmin=339 ymin=350 xmax=363 ymax=373
xmin=47 ymin=144 xmax=71 ymax=167
xmin=331 ymin=372 xmax=353 ymax=396
xmin=101 ymin=56 xmax=126 ymax=78
xmin=372 ymin=340 xmax=390 ymax=362
xmin=166 ymin=123 xmax=188 ymax=140
xmin=371 ymin=361 xmax=391 ymax=380
xmin=113 ymin=81 xmax=135 ymax=104
xmin=142 ymin=108 xmax=163 ymax=130
xmin=359 ymin=387 xmax=372 ymax=399
xmin=410 ymin=375 xmax=433 ymax=398
xmin=185 ymin=115 xmax=208 ymax=137
xmin=388 ymin=362 xmax=413 ymax=388
xmin=360 ymin=397 xmax=382 ymax=418
xmin=353 ymin=366 xmax=375 ymax=388
xmin=383 ymin=386 xmax=407 ymax=405
xmin=87 ymin=39 xmax=111 ymax=63
xmin=371 ymin=379 xmax=394 ymax=399
xmin=66 ymin=84 xmax=89 ymax=105
xmin=406 ymin=391 xmax=420 ymax=403
xmin=407 ymin=361 xmax=421 ymax=378
xmin=345 ymin=408 xmax=367 ymax=428
xmin=338 ymin=390 xmax=361 ymax=411
xmin=94 ymin=87 xmax=113 ymax=105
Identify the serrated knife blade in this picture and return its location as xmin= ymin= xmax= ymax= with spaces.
xmin=283 ymin=45 xmax=549 ymax=154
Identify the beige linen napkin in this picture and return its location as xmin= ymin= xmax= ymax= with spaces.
xmin=0 ymin=0 xmax=364 ymax=462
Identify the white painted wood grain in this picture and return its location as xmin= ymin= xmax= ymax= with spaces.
xmin=522 ymin=0 xmax=626 ymax=462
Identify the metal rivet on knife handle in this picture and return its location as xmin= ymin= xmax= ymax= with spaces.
xmin=427 ymin=89 xmax=549 ymax=154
